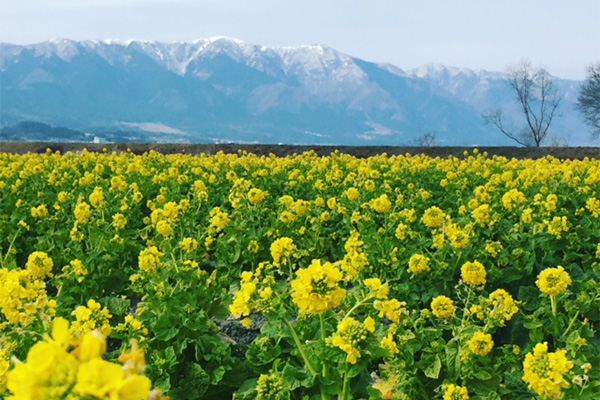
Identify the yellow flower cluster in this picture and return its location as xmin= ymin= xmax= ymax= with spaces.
xmin=178 ymin=237 xmax=199 ymax=253
xmin=545 ymin=216 xmax=569 ymax=238
xmin=208 ymin=207 xmax=230 ymax=234
xmin=71 ymin=299 xmax=112 ymax=337
xmin=30 ymin=204 xmax=48 ymax=218
xmin=364 ymin=278 xmax=389 ymax=299
xmin=431 ymin=296 xmax=455 ymax=319
xmin=138 ymin=246 xmax=164 ymax=274
xmin=248 ymin=188 xmax=268 ymax=205
xmin=408 ymin=254 xmax=430 ymax=274
xmin=460 ymin=261 xmax=487 ymax=286
xmin=370 ymin=194 xmax=392 ymax=213
xmin=380 ymin=325 xmax=399 ymax=354
xmin=467 ymin=331 xmax=494 ymax=356
xmin=522 ymin=342 xmax=574 ymax=399
xmin=327 ymin=316 xmax=375 ymax=364
xmin=25 ymin=251 xmax=54 ymax=279
xmin=536 ymin=266 xmax=572 ymax=296
xmin=229 ymin=267 xmax=275 ymax=322
xmin=291 ymin=260 xmax=346 ymax=314
xmin=337 ymin=230 xmax=369 ymax=279
xmin=6 ymin=318 xmax=153 ymax=400
xmin=422 ymin=206 xmax=445 ymax=228
xmin=501 ymin=188 xmax=527 ymax=211
xmin=270 ymin=237 xmax=296 ymax=265
xmin=470 ymin=289 xmax=519 ymax=326
xmin=443 ymin=384 xmax=469 ymax=400
xmin=374 ymin=299 xmax=407 ymax=323
xmin=0 ymin=267 xmax=56 ymax=326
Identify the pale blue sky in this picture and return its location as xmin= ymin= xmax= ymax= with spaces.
xmin=1 ymin=0 xmax=598 ymax=79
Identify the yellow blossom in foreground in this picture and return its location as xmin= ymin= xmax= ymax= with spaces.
xmin=431 ymin=296 xmax=455 ymax=319
xmin=6 ymin=318 xmax=152 ymax=400
xmin=468 ymin=331 xmax=494 ymax=356
xmin=536 ymin=266 xmax=572 ymax=296
xmin=461 ymin=261 xmax=487 ymax=286
xmin=291 ymin=259 xmax=346 ymax=314
xmin=443 ymin=384 xmax=469 ymax=400
xmin=522 ymin=342 xmax=574 ymax=399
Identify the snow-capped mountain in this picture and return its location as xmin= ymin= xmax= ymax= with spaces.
xmin=0 ymin=38 xmax=593 ymax=145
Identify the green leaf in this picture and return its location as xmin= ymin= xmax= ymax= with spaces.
xmin=424 ymin=354 xmax=442 ymax=379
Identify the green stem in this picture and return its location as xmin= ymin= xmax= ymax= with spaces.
xmin=284 ymin=319 xmax=317 ymax=377
xmin=320 ymin=314 xmax=330 ymax=378
xmin=340 ymin=367 xmax=351 ymax=400
xmin=344 ymin=294 xmax=374 ymax=320
xmin=561 ymin=310 xmax=580 ymax=338
xmin=2 ymin=227 xmax=21 ymax=265
xmin=319 ymin=314 xmax=331 ymax=400
xmin=550 ymin=295 xmax=557 ymax=317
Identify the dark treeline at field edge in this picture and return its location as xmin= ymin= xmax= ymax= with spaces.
xmin=0 ymin=142 xmax=599 ymax=159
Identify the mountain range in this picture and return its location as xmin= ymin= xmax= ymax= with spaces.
xmin=0 ymin=37 xmax=594 ymax=146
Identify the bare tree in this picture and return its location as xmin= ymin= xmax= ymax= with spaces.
xmin=412 ymin=131 xmax=437 ymax=147
xmin=485 ymin=60 xmax=561 ymax=147
xmin=577 ymin=63 xmax=600 ymax=138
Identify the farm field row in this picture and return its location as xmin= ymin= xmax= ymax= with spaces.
xmin=0 ymin=148 xmax=598 ymax=399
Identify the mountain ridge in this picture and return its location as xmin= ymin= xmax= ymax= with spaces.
xmin=0 ymin=38 xmax=594 ymax=146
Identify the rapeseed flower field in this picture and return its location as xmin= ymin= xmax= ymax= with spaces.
xmin=0 ymin=148 xmax=598 ymax=399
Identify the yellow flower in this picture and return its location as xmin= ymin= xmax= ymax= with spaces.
xmin=155 ymin=220 xmax=173 ymax=237
xmin=327 ymin=317 xmax=373 ymax=364
xmin=89 ymin=186 xmax=106 ymax=209
xmin=279 ymin=210 xmax=296 ymax=224
xmin=472 ymin=204 xmax=491 ymax=226
xmin=380 ymin=325 xmax=399 ymax=355
xmin=460 ymin=261 xmax=487 ymax=286
xmin=536 ymin=266 xmax=572 ymax=296
xmin=374 ymin=299 xmax=407 ymax=323
xmin=112 ymin=213 xmax=128 ymax=230
xmin=138 ymin=246 xmax=164 ymax=273
xmin=345 ymin=187 xmax=360 ymax=201
xmin=364 ymin=278 xmax=389 ymax=299
xmin=467 ymin=331 xmax=494 ymax=356
xmin=370 ymin=194 xmax=392 ymax=213
xmin=248 ymin=188 xmax=268 ymax=205
xmin=431 ymin=296 xmax=455 ymax=319
xmin=443 ymin=384 xmax=469 ymax=400
xmin=422 ymin=206 xmax=445 ymax=228
xmin=178 ymin=237 xmax=199 ymax=253
xmin=30 ymin=204 xmax=49 ymax=218
xmin=291 ymin=259 xmax=346 ymax=314
xmin=502 ymin=188 xmax=527 ymax=211
xmin=26 ymin=251 xmax=54 ymax=279
xmin=74 ymin=201 xmax=92 ymax=224
xmin=270 ymin=237 xmax=296 ymax=265
xmin=408 ymin=254 xmax=430 ymax=274
xmin=522 ymin=342 xmax=574 ymax=399
xmin=395 ymin=223 xmax=408 ymax=240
